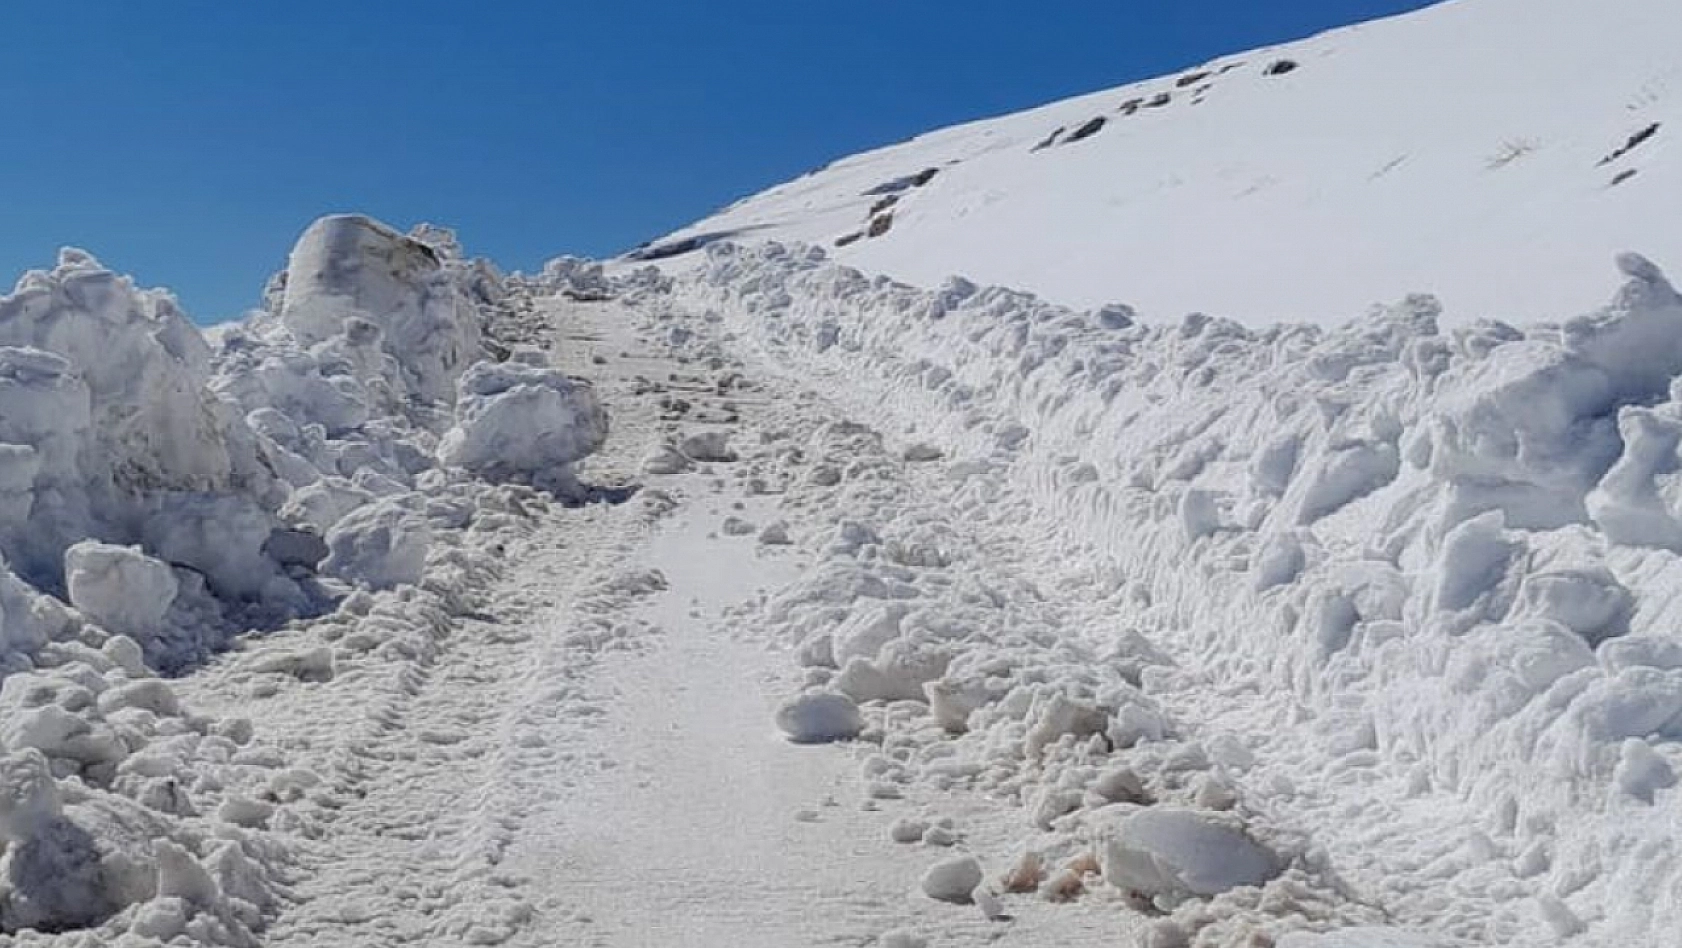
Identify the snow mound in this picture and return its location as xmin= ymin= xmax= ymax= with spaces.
xmin=276 ymin=214 xmax=484 ymax=407
xmin=0 ymin=213 xmax=611 ymax=943
xmin=438 ymin=355 xmax=609 ymax=494
xmin=671 ymin=240 xmax=1682 ymax=945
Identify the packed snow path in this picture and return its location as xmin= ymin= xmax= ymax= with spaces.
xmin=168 ymin=296 xmax=1143 ymax=947
xmin=505 ymin=299 xmax=1142 ymax=947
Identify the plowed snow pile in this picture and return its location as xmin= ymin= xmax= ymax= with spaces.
xmin=0 ymin=215 xmax=605 ymax=944
xmin=662 ymin=239 xmax=1682 ymax=945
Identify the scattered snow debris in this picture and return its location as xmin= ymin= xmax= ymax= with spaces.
xmin=876 ymin=929 xmax=928 ymax=948
xmin=889 ymin=816 xmax=929 ymax=843
xmin=245 ymin=645 xmax=335 ymax=682
xmin=973 ymin=885 xmax=1008 ymax=920
xmin=921 ymin=821 xmax=962 ymax=847
xmin=774 ymin=691 xmax=863 ymax=743
xmin=1276 ymin=929 xmax=1452 ymax=947
xmin=642 ymin=443 xmax=695 ymax=474
xmin=1099 ymin=807 xmax=1281 ymax=899
xmin=920 ymin=853 xmax=985 ymax=903
xmin=678 ymin=429 xmax=738 ymax=462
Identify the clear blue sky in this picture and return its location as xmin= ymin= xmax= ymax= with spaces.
xmin=0 ymin=0 xmax=1439 ymax=322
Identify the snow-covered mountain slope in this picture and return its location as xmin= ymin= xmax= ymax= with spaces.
xmin=646 ymin=0 xmax=1679 ymax=326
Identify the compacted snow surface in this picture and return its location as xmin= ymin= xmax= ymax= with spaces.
xmin=4 ymin=1 xmax=1682 ymax=946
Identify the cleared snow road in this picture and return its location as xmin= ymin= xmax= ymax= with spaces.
xmin=495 ymin=297 xmax=1139 ymax=947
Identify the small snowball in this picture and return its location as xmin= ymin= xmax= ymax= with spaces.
xmin=889 ymin=817 xmax=929 ymax=843
xmin=774 ymin=691 xmax=862 ymax=744
xmin=921 ymin=853 xmax=984 ymax=903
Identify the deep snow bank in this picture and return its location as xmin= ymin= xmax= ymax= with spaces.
xmin=0 ymin=215 xmax=606 ymax=943
xmin=679 ymin=241 xmax=1682 ymax=946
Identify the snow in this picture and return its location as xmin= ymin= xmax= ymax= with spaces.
xmin=0 ymin=212 xmax=611 ymax=945
xmin=63 ymin=542 xmax=179 ymax=641
xmin=3 ymin=1 xmax=1681 ymax=945
xmin=919 ymin=853 xmax=984 ymax=903
xmin=655 ymin=234 xmax=1682 ymax=945
xmin=646 ymin=0 xmax=1681 ymax=327
xmin=1099 ymin=806 xmax=1281 ymax=900
xmin=437 ymin=355 xmax=609 ymax=494
xmin=774 ymin=690 xmax=864 ymax=744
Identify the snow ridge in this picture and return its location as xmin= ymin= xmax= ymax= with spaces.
xmin=677 ymin=240 xmax=1682 ymax=946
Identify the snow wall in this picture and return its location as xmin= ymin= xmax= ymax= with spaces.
xmin=0 ymin=215 xmax=604 ymax=942
xmin=681 ymin=241 xmax=1682 ymax=946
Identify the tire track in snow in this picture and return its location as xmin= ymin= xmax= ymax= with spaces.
xmin=171 ymin=299 xmax=671 ymax=947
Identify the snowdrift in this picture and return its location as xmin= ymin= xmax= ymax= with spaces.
xmin=679 ymin=240 xmax=1682 ymax=946
xmin=0 ymin=215 xmax=605 ymax=942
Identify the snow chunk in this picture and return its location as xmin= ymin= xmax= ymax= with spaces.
xmin=920 ymin=853 xmax=984 ymax=903
xmin=439 ymin=359 xmax=608 ymax=493
xmin=323 ymin=495 xmax=432 ymax=589
xmin=1100 ymin=807 xmax=1280 ymax=898
xmin=63 ymin=542 xmax=178 ymax=638
xmin=280 ymin=214 xmax=484 ymax=405
xmin=1614 ymin=738 xmax=1676 ymax=803
xmin=678 ymin=430 xmax=738 ymax=463
xmin=774 ymin=691 xmax=863 ymax=743
xmin=0 ymin=748 xmax=61 ymax=844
